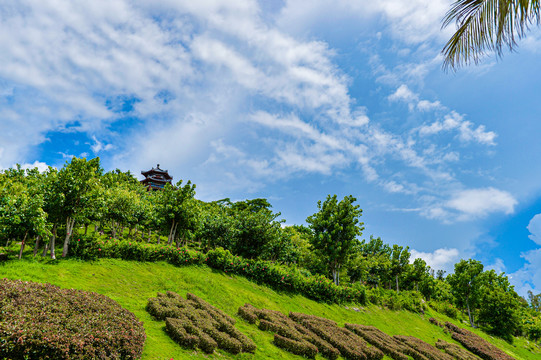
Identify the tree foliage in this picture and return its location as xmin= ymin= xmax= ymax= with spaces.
xmin=306 ymin=195 xmax=364 ymax=285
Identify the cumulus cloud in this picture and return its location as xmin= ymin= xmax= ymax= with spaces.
xmin=446 ymin=187 xmax=517 ymax=218
xmin=410 ymin=248 xmax=460 ymax=272
xmin=18 ymin=161 xmax=51 ymax=173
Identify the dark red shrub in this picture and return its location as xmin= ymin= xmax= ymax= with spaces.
xmin=0 ymin=278 xmax=145 ymax=359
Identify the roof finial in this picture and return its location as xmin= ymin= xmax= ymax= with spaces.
xmin=157 ymin=164 xmax=160 ymax=169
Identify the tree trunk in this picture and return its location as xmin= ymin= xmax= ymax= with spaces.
xmin=18 ymin=231 xmax=28 ymax=260
xmin=396 ymin=274 xmax=399 ymax=293
xmin=84 ymin=224 xmax=88 ymax=235
xmin=50 ymin=224 xmax=57 ymax=259
xmin=41 ymin=242 xmax=49 ymax=257
xmin=147 ymin=229 xmax=152 ymax=242
xmin=332 ymin=264 xmax=340 ymax=286
xmin=5 ymin=238 xmax=9 ymax=247
xmin=33 ymin=235 xmax=41 ymax=257
xmin=62 ymin=217 xmax=76 ymax=257
xmin=168 ymin=220 xmax=176 ymax=245
xmin=466 ymin=298 xmax=475 ymax=327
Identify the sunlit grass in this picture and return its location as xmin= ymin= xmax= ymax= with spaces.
xmin=1 ymin=257 xmax=539 ymax=359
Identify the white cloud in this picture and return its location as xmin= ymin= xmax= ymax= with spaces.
xmin=90 ymin=136 xmax=114 ymax=154
xmin=508 ymin=248 xmax=541 ymax=297
xmin=410 ymin=248 xmax=460 ymax=272
xmin=419 ymin=111 xmax=497 ymax=145
xmin=527 ymin=214 xmax=541 ymax=246
xmin=446 ymin=187 xmax=517 ymax=217
xmin=388 ymin=84 xmax=417 ymax=103
xmin=486 ymin=258 xmax=506 ymax=274
xmin=18 ymin=161 xmax=51 ymax=173
xmin=277 ymin=0 xmax=453 ymax=44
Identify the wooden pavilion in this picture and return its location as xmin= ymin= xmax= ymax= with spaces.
xmin=140 ymin=164 xmax=173 ymax=190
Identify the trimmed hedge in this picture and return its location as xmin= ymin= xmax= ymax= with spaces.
xmin=292 ymin=313 xmax=384 ymax=360
xmin=0 ymin=278 xmax=145 ymax=359
xmin=238 ymin=304 xmax=385 ymax=360
xmin=71 ymin=237 xmax=367 ymax=306
xmin=147 ymin=291 xmax=255 ymax=355
xmin=444 ymin=322 xmax=516 ymax=360
xmin=435 ymin=339 xmax=482 ymax=360
xmin=238 ymin=303 xmax=340 ymax=359
xmin=345 ymin=324 xmax=415 ymax=360
xmin=394 ymin=335 xmax=454 ymax=360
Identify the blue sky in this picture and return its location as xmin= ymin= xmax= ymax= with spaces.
xmin=1 ymin=0 xmax=541 ymax=296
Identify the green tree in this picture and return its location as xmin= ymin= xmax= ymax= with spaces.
xmin=306 ymin=194 xmax=364 ymax=286
xmin=477 ymin=270 xmax=522 ymax=340
xmin=157 ymin=180 xmax=196 ymax=246
xmin=348 ymin=236 xmax=392 ymax=288
xmin=53 ymin=157 xmax=102 ymax=257
xmin=447 ymin=259 xmax=484 ymax=327
xmin=528 ymin=290 xmax=541 ymax=312
xmin=390 ymin=244 xmax=410 ymax=293
xmin=442 ymin=0 xmax=541 ymax=69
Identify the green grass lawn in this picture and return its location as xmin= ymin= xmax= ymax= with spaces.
xmin=1 ymin=257 xmax=539 ymax=360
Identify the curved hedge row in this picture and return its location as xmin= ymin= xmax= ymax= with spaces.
xmin=0 ymin=278 xmax=146 ymax=359
xmin=70 ymin=236 xmax=367 ymax=305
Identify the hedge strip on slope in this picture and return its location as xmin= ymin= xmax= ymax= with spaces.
xmin=435 ymin=339 xmax=482 ymax=360
xmin=147 ymin=291 xmax=255 ymax=355
xmin=0 ymin=278 xmax=145 ymax=359
xmin=444 ymin=322 xmax=516 ymax=360
xmin=238 ymin=303 xmax=338 ymax=359
xmin=291 ymin=312 xmax=384 ymax=360
xmin=345 ymin=323 xmax=421 ymax=360
xmin=394 ymin=335 xmax=454 ymax=360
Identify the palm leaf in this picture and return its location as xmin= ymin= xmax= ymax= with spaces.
xmin=442 ymin=0 xmax=541 ymax=70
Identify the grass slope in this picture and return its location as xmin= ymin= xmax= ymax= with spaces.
xmin=1 ymin=258 xmax=539 ymax=360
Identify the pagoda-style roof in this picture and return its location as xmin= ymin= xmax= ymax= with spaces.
xmin=141 ymin=164 xmax=172 ymax=180
xmin=140 ymin=164 xmax=173 ymax=190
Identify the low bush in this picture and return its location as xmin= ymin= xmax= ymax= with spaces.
xmin=444 ymin=322 xmax=516 ymax=360
xmin=0 ymin=278 xmax=145 ymax=359
xmin=146 ymin=291 xmax=255 ymax=355
xmin=394 ymin=335 xmax=454 ymax=360
xmin=435 ymin=339 xmax=482 ymax=360
xmin=429 ymin=301 xmax=460 ymax=319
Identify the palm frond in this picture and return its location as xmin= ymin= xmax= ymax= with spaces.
xmin=442 ymin=0 xmax=541 ymax=71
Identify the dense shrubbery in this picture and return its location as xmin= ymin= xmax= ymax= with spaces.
xmin=444 ymin=322 xmax=516 ymax=360
xmin=0 ymin=278 xmax=145 ymax=359
xmin=71 ymin=237 xmax=368 ymax=306
xmin=366 ymin=287 xmax=426 ymax=313
xmin=146 ymin=291 xmax=256 ymax=355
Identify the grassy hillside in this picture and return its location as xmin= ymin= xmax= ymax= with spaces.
xmin=1 ymin=257 xmax=539 ymax=360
